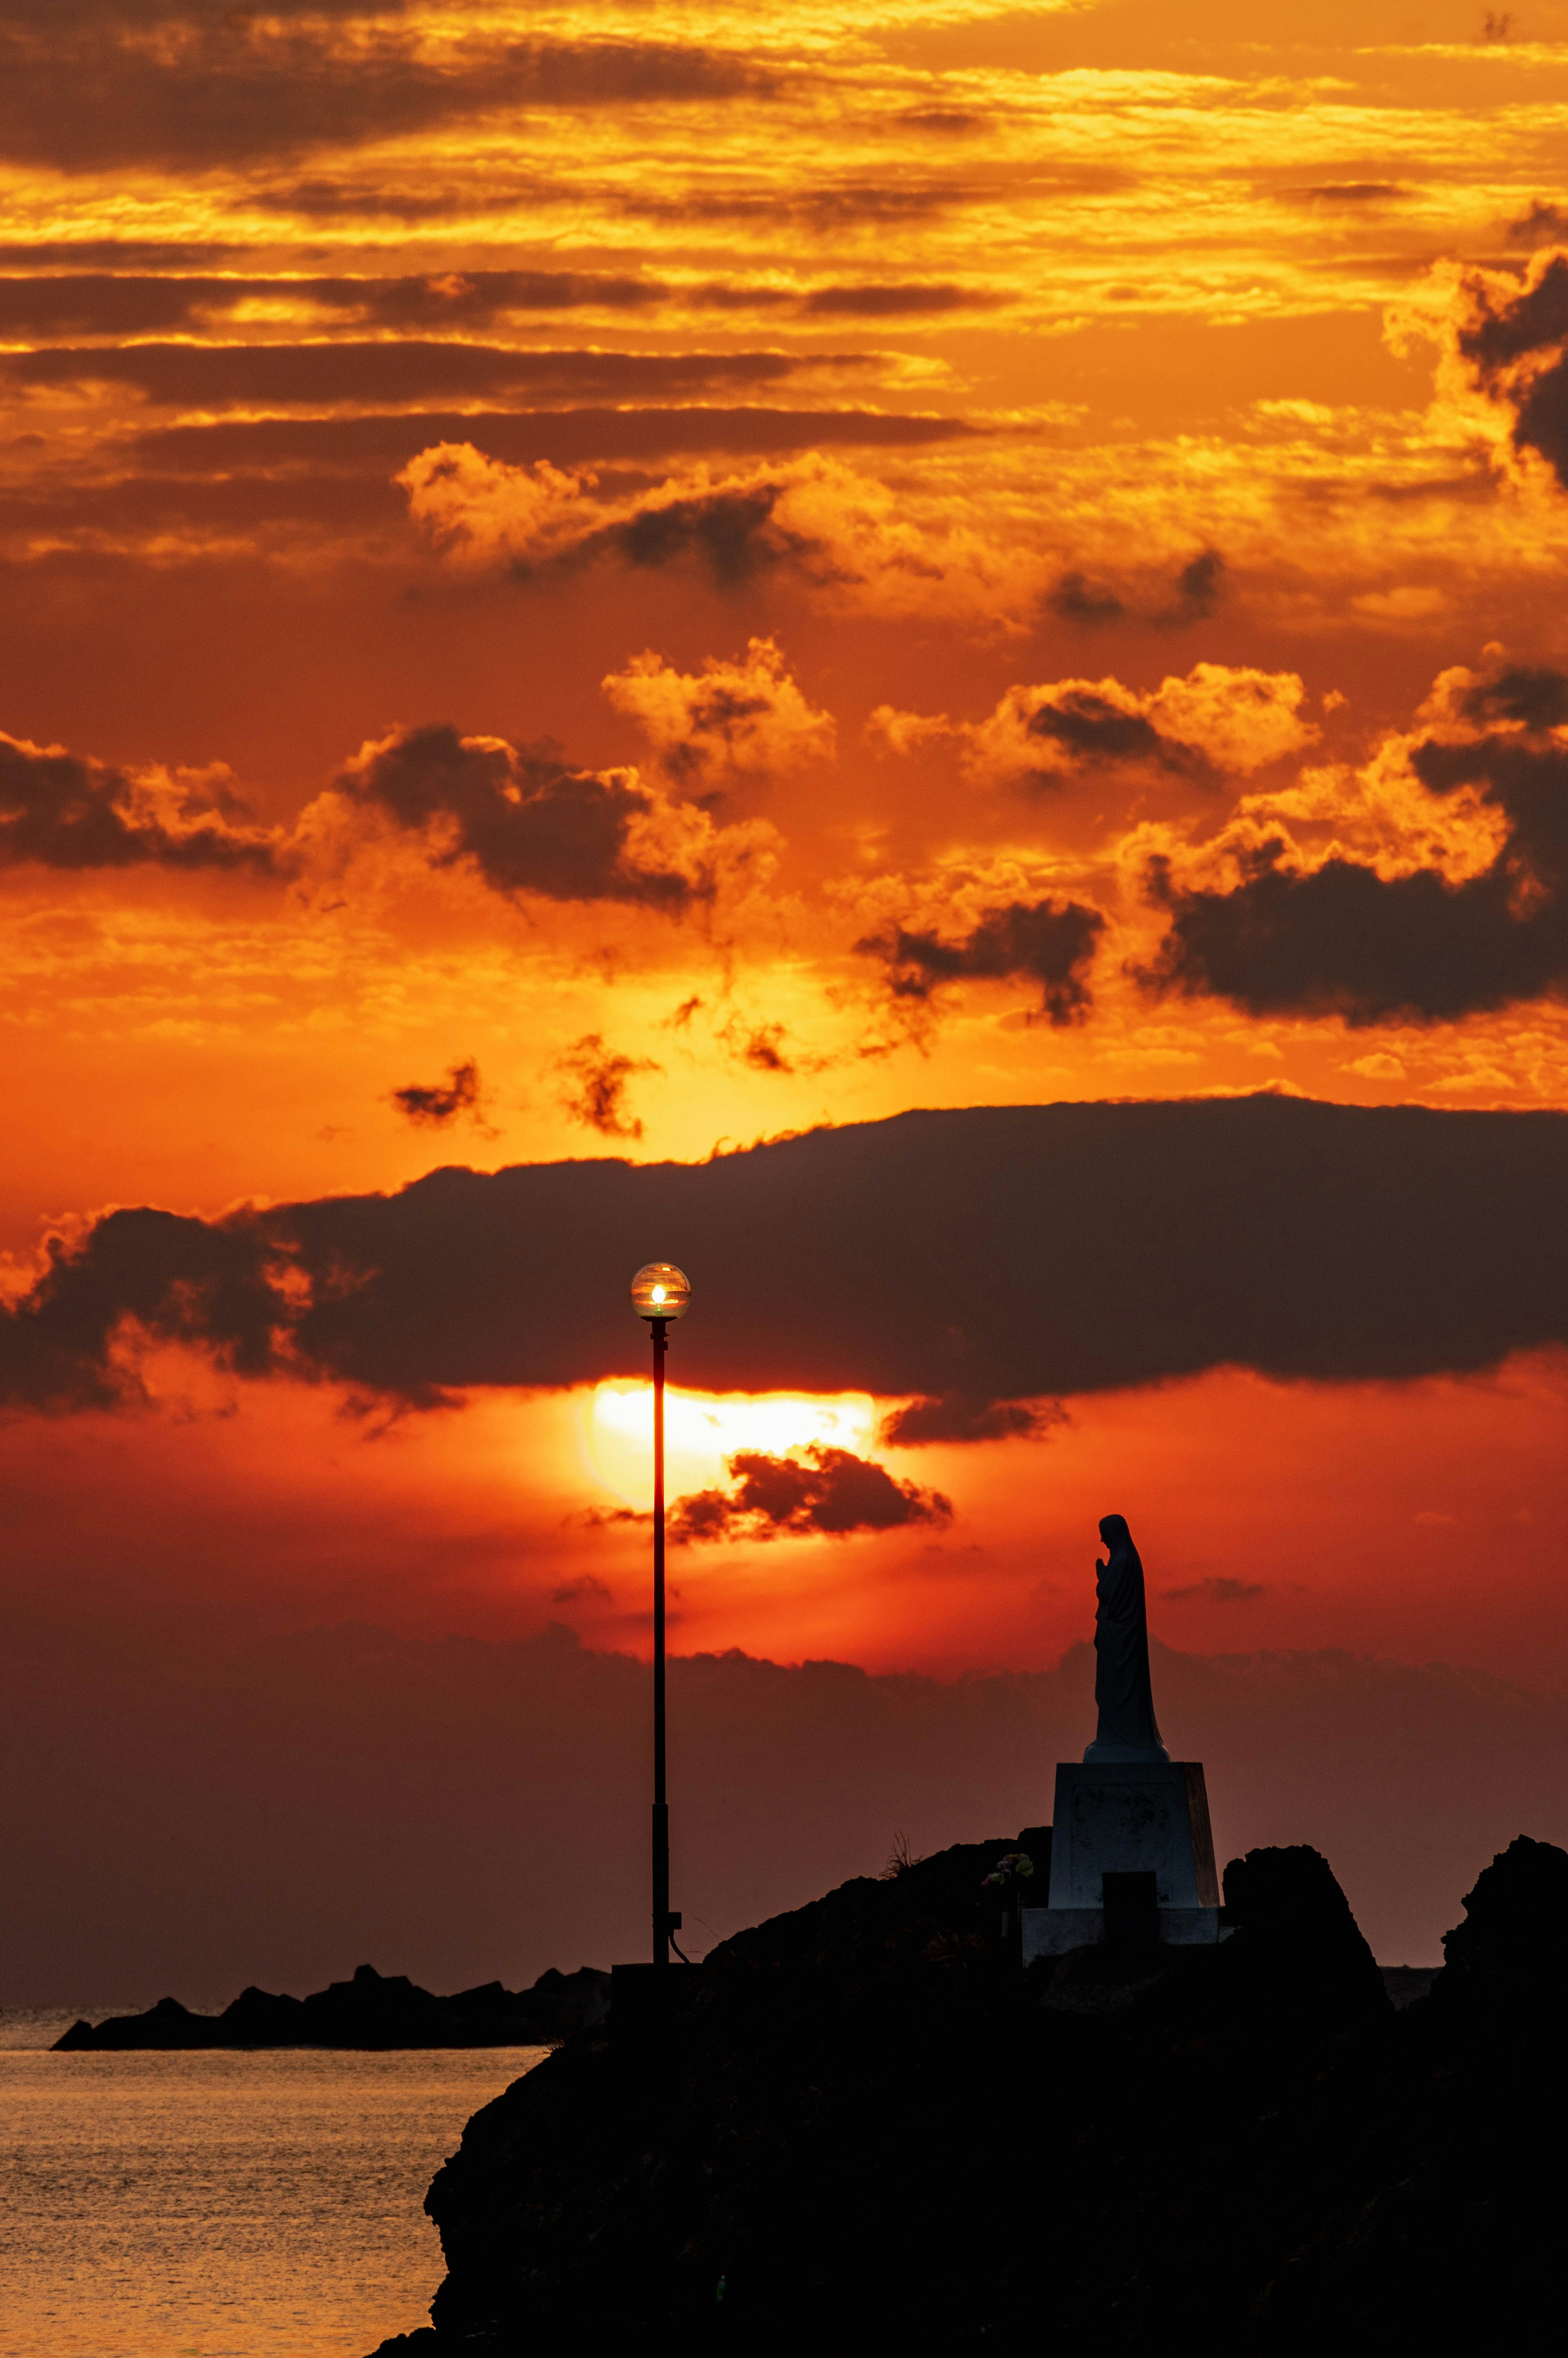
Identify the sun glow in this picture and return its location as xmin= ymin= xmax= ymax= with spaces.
xmin=582 ymin=1382 xmax=878 ymax=1511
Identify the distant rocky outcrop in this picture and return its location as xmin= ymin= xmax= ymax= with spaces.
xmin=1427 ymin=1830 xmax=1568 ymax=2005
xmin=362 ymin=1827 xmax=1568 ymax=2354
xmin=52 ymin=1962 xmax=609 ymax=2051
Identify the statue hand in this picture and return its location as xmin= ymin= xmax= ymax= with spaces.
xmin=1096 ymin=1557 xmax=1106 ymax=1575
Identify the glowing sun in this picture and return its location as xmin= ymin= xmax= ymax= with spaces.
xmin=581 ymin=1383 xmax=879 ymax=1512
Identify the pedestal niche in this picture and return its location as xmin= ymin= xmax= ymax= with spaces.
xmin=1021 ymin=1761 xmax=1222 ymax=1959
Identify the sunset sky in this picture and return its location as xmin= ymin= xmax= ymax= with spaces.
xmin=2 ymin=0 xmax=1567 ymax=1991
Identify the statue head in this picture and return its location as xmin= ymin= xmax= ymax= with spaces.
xmin=1098 ymin=1512 xmax=1131 ymax=1549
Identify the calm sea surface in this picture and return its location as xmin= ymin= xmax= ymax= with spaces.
xmin=0 ymin=2011 xmax=547 ymax=2358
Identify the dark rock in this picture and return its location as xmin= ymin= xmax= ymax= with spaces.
xmin=50 ymin=1961 xmax=611 ymax=2051
xmin=1218 ymin=1841 xmax=1391 ymax=2030
xmin=1427 ymin=1831 xmax=1568 ymax=2011
xmin=219 ymin=1985 xmax=310 ymax=2044
xmin=1379 ymin=1964 xmax=1438 ymax=2009
xmin=366 ymin=1829 xmax=1567 ymax=2354
xmin=1038 ymin=1941 xmax=1167 ymax=2015
xmin=298 ymin=1966 xmax=449 ymax=2048
xmin=54 ymin=1995 xmax=212 ymax=2051
xmin=493 ymin=1965 xmax=610 ymax=2037
xmin=1243 ymin=1835 xmax=1568 ymax=2348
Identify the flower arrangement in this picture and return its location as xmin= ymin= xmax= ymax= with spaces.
xmin=981 ymin=1851 xmax=1035 ymax=1888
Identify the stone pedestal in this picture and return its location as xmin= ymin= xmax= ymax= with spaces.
xmin=1021 ymin=1760 xmax=1222 ymax=1960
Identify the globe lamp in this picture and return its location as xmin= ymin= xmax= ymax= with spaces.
xmin=631 ymin=1262 xmax=690 ymax=1322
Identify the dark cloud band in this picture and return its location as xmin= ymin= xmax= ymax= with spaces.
xmin=3 ymin=1098 xmax=1562 ymax=1418
xmin=2 ymin=341 xmax=857 ymax=410
xmin=0 ymin=26 xmax=770 ymax=174
xmin=0 ymin=272 xmax=994 ymax=340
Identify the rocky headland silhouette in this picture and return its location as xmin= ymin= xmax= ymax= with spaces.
xmin=361 ymin=1827 xmax=1566 ymax=2351
xmin=53 ymin=1962 xmax=610 ymax=2050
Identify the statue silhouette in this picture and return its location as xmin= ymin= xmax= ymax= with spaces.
xmin=1084 ymin=1513 xmax=1169 ymax=1763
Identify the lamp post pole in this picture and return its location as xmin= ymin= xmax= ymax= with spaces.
xmin=629 ymin=1261 xmax=690 ymax=1973
xmin=650 ymin=1311 xmax=669 ymax=1968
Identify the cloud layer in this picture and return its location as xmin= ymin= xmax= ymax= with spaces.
xmin=0 ymin=18 xmax=768 ymax=173
xmin=3 ymin=1097 xmax=1562 ymax=1416
xmin=4 ymin=1619 xmax=1564 ymax=1997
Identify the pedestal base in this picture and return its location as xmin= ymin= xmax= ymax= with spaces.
xmin=1047 ymin=1761 xmax=1220 ymax=1909
xmin=1020 ymin=1905 xmax=1223 ymax=1960
xmin=1019 ymin=1758 xmax=1223 ymax=1960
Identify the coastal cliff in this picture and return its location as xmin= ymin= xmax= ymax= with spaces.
xmin=366 ymin=1827 xmax=1566 ymax=2351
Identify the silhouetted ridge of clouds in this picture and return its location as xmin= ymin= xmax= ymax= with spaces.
xmin=4 ymin=1619 xmax=1565 ymax=1991
xmin=670 ymin=1445 xmax=951 ymax=1545
xmin=0 ymin=731 xmax=276 ymax=874
xmin=2 ymin=1099 xmax=1562 ymax=1415
xmin=858 ymin=899 xmax=1105 ymax=1025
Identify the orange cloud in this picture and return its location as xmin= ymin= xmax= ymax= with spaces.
xmin=294 ymin=721 xmax=781 ymax=919
xmin=0 ymin=732 xmax=278 ymax=874
xmin=961 ymin=663 xmax=1318 ymax=789
xmin=395 ymin=441 xmax=1048 ymax=618
xmin=601 ymin=637 xmax=835 ymax=791
xmin=1130 ymin=655 xmax=1568 ymax=1024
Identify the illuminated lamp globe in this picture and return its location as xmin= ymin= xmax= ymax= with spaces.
xmin=631 ymin=1262 xmax=691 ymax=1323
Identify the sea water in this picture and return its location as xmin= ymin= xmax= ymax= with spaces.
xmin=0 ymin=2011 xmax=547 ymax=2358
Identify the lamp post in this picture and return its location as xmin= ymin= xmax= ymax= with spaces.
xmin=630 ymin=1261 xmax=691 ymax=1967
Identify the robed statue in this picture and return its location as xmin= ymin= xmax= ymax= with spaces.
xmin=1084 ymin=1513 xmax=1169 ymax=1763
